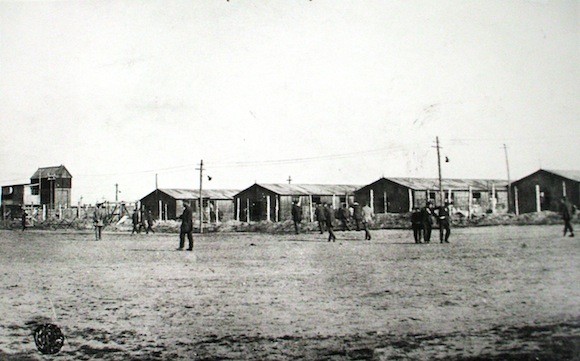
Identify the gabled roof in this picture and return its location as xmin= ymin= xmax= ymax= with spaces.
xmin=159 ymin=188 xmax=239 ymax=200
xmin=31 ymin=165 xmax=72 ymax=179
xmin=512 ymin=169 xmax=580 ymax=185
xmin=358 ymin=177 xmax=508 ymax=192
xmin=252 ymin=183 xmax=362 ymax=196
xmin=543 ymin=169 xmax=580 ymax=182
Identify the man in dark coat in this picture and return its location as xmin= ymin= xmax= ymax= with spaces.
xmin=131 ymin=209 xmax=140 ymax=234
xmin=145 ymin=210 xmax=155 ymax=234
xmin=21 ymin=209 xmax=27 ymax=231
xmin=420 ymin=201 xmax=434 ymax=243
xmin=560 ymin=197 xmax=575 ymax=237
xmin=437 ymin=201 xmax=451 ymax=243
xmin=411 ymin=207 xmax=422 ymax=243
xmin=177 ymin=202 xmax=194 ymax=251
xmin=291 ymin=200 xmax=302 ymax=234
xmin=314 ymin=202 xmax=326 ymax=234
xmin=324 ymin=203 xmax=336 ymax=242
xmin=338 ymin=203 xmax=351 ymax=231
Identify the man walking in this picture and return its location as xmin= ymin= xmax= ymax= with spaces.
xmin=421 ymin=201 xmax=434 ymax=243
xmin=437 ymin=201 xmax=451 ymax=243
xmin=324 ymin=203 xmax=337 ymax=242
xmin=314 ymin=202 xmax=326 ymax=234
xmin=362 ymin=202 xmax=373 ymax=240
xmin=338 ymin=203 xmax=351 ymax=231
xmin=177 ymin=202 xmax=194 ymax=251
xmin=131 ymin=209 xmax=140 ymax=235
xmin=560 ymin=196 xmax=575 ymax=237
xmin=411 ymin=207 xmax=423 ymax=243
xmin=145 ymin=209 xmax=155 ymax=234
xmin=291 ymin=200 xmax=302 ymax=235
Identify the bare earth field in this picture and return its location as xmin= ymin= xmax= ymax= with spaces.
xmin=0 ymin=225 xmax=578 ymax=360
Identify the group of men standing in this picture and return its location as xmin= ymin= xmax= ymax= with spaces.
xmin=131 ymin=208 xmax=155 ymax=235
xmin=93 ymin=205 xmax=155 ymax=240
xmin=292 ymin=200 xmax=373 ymax=242
xmin=411 ymin=201 xmax=451 ymax=244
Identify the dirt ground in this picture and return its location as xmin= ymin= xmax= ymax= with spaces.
xmin=0 ymin=225 xmax=578 ymax=360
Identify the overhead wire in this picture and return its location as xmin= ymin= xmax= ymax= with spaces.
xmin=1 ymin=135 xmax=573 ymax=184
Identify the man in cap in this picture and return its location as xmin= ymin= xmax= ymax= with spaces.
xmin=437 ymin=201 xmax=451 ymax=243
xmin=560 ymin=196 xmax=575 ymax=237
xmin=93 ymin=203 xmax=105 ymax=240
xmin=145 ymin=209 xmax=155 ymax=234
xmin=338 ymin=203 xmax=351 ymax=231
xmin=177 ymin=201 xmax=194 ymax=250
xmin=314 ymin=202 xmax=326 ymax=234
xmin=420 ymin=201 xmax=434 ymax=243
xmin=291 ymin=200 xmax=302 ymax=234
xmin=324 ymin=203 xmax=337 ymax=242
xmin=411 ymin=207 xmax=423 ymax=244
xmin=131 ymin=209 xmax=141 ymax=235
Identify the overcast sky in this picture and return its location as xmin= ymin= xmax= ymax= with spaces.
xmin=1 ymin=0 xmax=578 ymax=204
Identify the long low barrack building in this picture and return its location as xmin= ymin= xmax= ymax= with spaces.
xmin=354 ymin=177 xmax=509 ymax=216
xmin=234 ymin=183 xmax=361 ymax=222
xmin=140 ymin=188 xmax=239 ymax=222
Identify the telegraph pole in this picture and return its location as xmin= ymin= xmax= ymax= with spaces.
xmin=435 ymin=136 xmax=444 ymax=205
xmin=287 ymin=176 xmax=292 ymax=184
xmin=155 ymin=173 xmax=158 ymax=189
xmin=115 ymin=183 xmax=119 ymax=202
xmin=503 ymin=144 xmax=512 ymax=212
xmin=197 ymin=160 xmax=204 ymax=233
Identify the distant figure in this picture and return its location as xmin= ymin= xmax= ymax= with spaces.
xmin=362 ymin=203 xmax=374 ymax=240
xmin=560 ymin=197 xmax=575 ymax=237
xmin=324 ymin=203 xmax=336 ymax=242
xmin=177 ymin=202 xmax=194 ymax=251
xmin=352 ymin=202 xmax=363 ymax=231
xmin=338 ymin=203 xmax=351 ymax=231
xmin=131 ymin=209 xmax=140 ymax=235
xmin=145 ymin=210 xmax=155 ymax=234
xmin=437 ymin=201 xmax=451 ymax=243
xmin=291 ymin=200 xmax=302 ymax=234
xmin=421 ymin=201 xmax=434 ymax=243
xmin=314 ymin=202 xmax=326 ymax=234
xmin=140 ymin=210 xmax=147 ymax=234
xmin=21 ymin=209 xmax=27 ymax=231
xmin=411 ymin=207 xmax=423 ymax=244
xmin=93 ymin=203 xmax=105 ymax=240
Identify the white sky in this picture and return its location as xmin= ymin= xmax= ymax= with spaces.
xmin=1 ymin=0 xmax=578 ymax=204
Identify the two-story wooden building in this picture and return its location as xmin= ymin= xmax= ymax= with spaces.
xmin=2 ymin=165 xmax=72 ymax=218
xmin=29 ymin=165 xmax=73 ymax=208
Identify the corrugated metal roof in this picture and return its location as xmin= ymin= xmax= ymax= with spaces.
xmin=30 ymin=165 xmax=72 ymax=179
xmin=385 ymin=177 xmax=508 ymax=191
xmin=159 ymin=188 xmax=239 ymax=200
xmin=543 ymin=169 xmax=580 ymax=182
xmin=257 ymin=183 xmax=362 ymax=196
